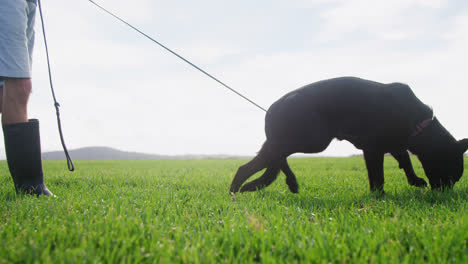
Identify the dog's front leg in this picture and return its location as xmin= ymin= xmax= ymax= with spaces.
xmin=363 ymin=150 xmax=385 ymax=193
xmin=390 ymin=151 xmax=427 ymax=187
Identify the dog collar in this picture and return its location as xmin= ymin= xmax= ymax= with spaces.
xmin=411 ymin=118 xmax=433 ymax=137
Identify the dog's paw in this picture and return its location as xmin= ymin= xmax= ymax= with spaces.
xmin=239 ymin=183 xmax=260 ymax=192
xmin=287 ymin=181 xmax=299 ymax=193
xmin=286 ymin=178 xmax=299 ymax=193
xmin=410 ymin=177 xmax=428 ymax=187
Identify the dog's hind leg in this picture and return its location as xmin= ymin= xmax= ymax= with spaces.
xmin=239 ymin=167 xmax=281 ymax=192
xmin=230 ymin=155 xmax=266 ymax=193
xmin=281 ymin=159 xmax=299 ymax=193
xmin=239 ymin=158 xmax=299 ymax=193
xmin=230 ymin=142 xmax=274 ymax=193
xmin=391 ymin=151 xmax=427 ymax=187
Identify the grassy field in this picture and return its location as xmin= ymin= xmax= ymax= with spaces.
xmin=0 ymin=157 xmax=467 ymax=263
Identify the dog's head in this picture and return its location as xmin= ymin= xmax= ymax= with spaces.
xmin=410 ymin=118 xmax=468 ymax=189
xmin=418 ymin=138 xmax=468 ymax=189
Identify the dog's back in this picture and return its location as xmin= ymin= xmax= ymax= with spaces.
xmin=265 ymin=77 xmax=433 ymax=152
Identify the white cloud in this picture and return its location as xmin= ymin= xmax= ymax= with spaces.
xmin=315 ymin=0 xmax=450 ymax=42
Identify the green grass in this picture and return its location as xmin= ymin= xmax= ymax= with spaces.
xmin=0 ymin=157 xmax=467 ymax=263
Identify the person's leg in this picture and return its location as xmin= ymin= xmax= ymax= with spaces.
xmin=1 ymin=79 xmax=53 ymax=196
xmin=0 ymin=1 xmax=53 ymax=197
xmin=0 ymin=0 xmax=33 ymax=120
xmin=2 ymin=78 xmax=31 ymax=124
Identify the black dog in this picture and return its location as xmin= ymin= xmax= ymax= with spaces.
xmin=230 ymin=77 xmax=468 ymax=193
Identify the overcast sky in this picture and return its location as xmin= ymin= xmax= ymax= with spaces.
xmin=2 ymin=0 xmax=467 ymax=159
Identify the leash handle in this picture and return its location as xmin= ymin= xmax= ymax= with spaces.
xmin=37 ymin=0 xmax=75 ymax=171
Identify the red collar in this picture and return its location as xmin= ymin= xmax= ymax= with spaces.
xmin=411 ymin=118 xmax=433 ymax=137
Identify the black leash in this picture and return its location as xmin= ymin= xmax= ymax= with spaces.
xmin=37 ymin=0 xmax=75 ymax=171
xmin=87 ymin=0 xmax=267 ymax=113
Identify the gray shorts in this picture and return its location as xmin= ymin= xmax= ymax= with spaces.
xmin=0 ymin=0 xmax=38 ymax=81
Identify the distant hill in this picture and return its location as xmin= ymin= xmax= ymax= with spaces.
xmin=42 ymin=146 xmax=247 ymax=160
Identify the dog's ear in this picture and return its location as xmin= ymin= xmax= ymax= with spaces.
xmin=458 ymin=138 xmax=468 ymax=154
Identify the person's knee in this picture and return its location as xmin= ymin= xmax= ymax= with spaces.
xmin=4 ymin=78 xmax=32 ymax=106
